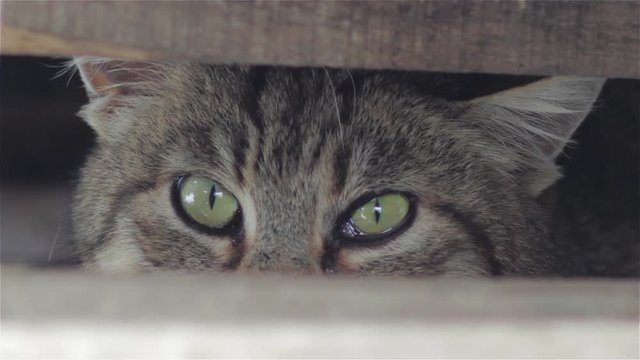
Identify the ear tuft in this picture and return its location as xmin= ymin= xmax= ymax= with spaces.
xmin=467 ymin=76 xmax=605 ymax=195
xmin=71 ymin=57 xmax=170 ymax=139
xmin=73 ymin=56 xmax=165 ymax=97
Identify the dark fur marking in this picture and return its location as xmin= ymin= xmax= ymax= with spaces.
xmin=336 ymin=73 xmax=365 ymax=127
xmin=307 ymin=73 xmax=337 ymax=171
xmin=266 ymin=71 xmax=309 ymax=175
xmin=231 ymin=127 xmax=249 ymax=185
xmin=272 ymin=143 xmax=285 ymax=176
xmin=135 ymin=219 xmax=216 ymax=269
xmin=321 ymin=233 xmax=341 ymax=274
xmin=308 ymin=132 xmax=327 ymax=170
xmin=280 ymin=74 xmax=307 ymax=170
xmin=359 ymin=246 xmax=461 ymax=276
xmin=433 ymin=202 xmax=504 ymax=276
xmin=333 ymin=144 xmax=351 ymax=194
xmin=222 ymin=228 xmax=245 ymax=271
xmin=244 ymin=67 xmax=268 ymax=173
xmin=244 ymin=67 xmax=268 ymax=134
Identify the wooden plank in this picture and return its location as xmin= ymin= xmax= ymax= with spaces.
xmin=2 ymin=266 xmax=639 ymax=358
xmin=1 ymin=1 xmax=638 ymax=78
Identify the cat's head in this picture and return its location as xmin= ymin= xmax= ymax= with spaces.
xmin=71 ymin=58 xmax=604 ymax=276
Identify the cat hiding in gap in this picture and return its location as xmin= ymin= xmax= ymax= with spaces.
xmin=70 ymin=58 xmax=605 ymax=276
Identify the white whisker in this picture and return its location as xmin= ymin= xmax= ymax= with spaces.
xmin=346 ymin=69 xmax=357 ymax=122
xmin=48 ymin=222 xmax=62 ymax=262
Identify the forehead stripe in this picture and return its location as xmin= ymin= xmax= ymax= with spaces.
xmin=244 ymin=66 xmax=268 ymax=135
xmin=244 ymin=66 xmax=267 ymax=173
xmin=335 ymin=72 xmax=365 ymax=128
xmin=333 ymin=143 xmax=351 ymax=195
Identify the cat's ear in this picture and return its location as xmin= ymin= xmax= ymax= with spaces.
xmin=466 ymin=77 xmax=605 ymax=195
xmin=72 ymin=57 xmax=165 ymax=138
xmin=73 ymin=56 xmax=163 ymax=97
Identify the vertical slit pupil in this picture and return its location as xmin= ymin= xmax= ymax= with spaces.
xmin=374 ymin=198 xmax=382 ymax=224
xmin=209 ymin=184 xmax=217 ymax=210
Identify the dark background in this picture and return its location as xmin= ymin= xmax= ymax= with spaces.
xmin=1 ymin=56 xmax=92 ymax=264
xmin=1 ymin=56 xmax=93 ymax=185
xmin=1 ymin=55 xmax=638 ymax=275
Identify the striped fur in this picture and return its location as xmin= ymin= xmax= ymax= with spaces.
xmin=72 ymin=61 xmax=604 ymax=276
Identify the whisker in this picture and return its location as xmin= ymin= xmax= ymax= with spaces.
xmin=346 ymin=68 xmax=357 ymax=122
xmin=48 ymin=222 xmax=62 ymax=262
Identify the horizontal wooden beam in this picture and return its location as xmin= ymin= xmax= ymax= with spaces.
xmin=1 ymin=1 xmax=638 ymax=78
xmin=2 ymin=267 xmax=639 ymax=358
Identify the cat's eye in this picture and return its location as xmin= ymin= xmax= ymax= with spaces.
xmin=352 ymin=193 xmax=410 ymax=235
xmin=174 ymin=175 xmax=240 ymax=231
xmin=338 ymin=192 xmax=415 ymax=245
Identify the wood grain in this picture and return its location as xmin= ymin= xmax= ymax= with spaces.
xmin=1 ymin=1 xmax=638 ymax=77
xmin=2 ymin=267 xmax=639 ymax=358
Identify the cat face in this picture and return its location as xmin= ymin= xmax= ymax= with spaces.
xmin=71 ymin=59 xmax=604 ymax=276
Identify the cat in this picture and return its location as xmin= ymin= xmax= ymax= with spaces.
xmin=70 ymin=57 xmax=605 ymax=276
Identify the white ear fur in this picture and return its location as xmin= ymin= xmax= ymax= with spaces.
xmin=72 ymin=56 xmax=165 ymax=96
xmin=468 ymin=76 xmax=605 ymax=195
xmin=71 ymin=57 xmax=168 ymax=138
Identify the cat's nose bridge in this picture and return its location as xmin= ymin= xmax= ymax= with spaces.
xmin=238 ymin=249 xmax=321 ymax=274
xmin=238 ymin=216 xmax=323 ymax=274
xmin=238 ymin=185 xmax=324 ymax=274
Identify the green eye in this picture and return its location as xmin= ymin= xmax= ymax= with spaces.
xmin=351 ymin=193 xmax=410 ymax=235
xmin=177 ymin=176 xmax=239 ymax=229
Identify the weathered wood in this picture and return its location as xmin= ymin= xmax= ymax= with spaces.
xmin=1 ymin=1 xmax=638 ymax=77
xmin=2 ymin=267 xmax=639 ymax=358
